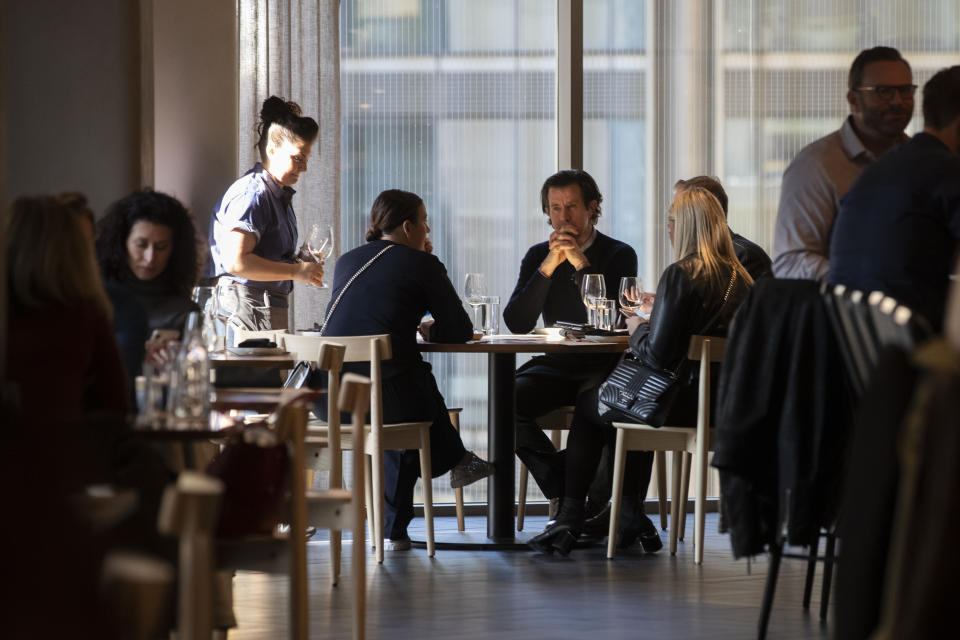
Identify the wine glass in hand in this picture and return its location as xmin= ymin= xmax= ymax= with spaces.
xmin=304 ymin=224 xmax=334 ymax=289
xmin=618 ymin=276 xmax=643 ymax=319
xmin=580 ymin=273 xmax=606 ymax=328
xmin=464 ymin=273 xmax=487 ymax=332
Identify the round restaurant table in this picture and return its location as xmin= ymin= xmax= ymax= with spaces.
xmin=418 ymin=334 xmax=628 ymax=548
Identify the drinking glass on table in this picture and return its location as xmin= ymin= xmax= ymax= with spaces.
xmin=464 ymin=273 xmax=487 ymax=332
xmin=580 ymin=273 xmax=606 ymax=328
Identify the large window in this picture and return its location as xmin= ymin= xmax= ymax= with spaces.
xmin=341 ymin=0 xmax=557 ymax=504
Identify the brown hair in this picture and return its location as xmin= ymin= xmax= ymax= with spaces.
xmin=540 ymin=169 xmax=603 ymax=224
xmin=669 ymin=187 xmax=753 ymax=291
xmin=7 ymin=195 xmax=111 ymax=317
xmin=674 ymin=176 xmax=728 ymax=216
xmin=365 ymin=189 xmax=424 ymax=241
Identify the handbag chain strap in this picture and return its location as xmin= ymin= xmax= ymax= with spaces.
xmin=700 ymin=267 xmax=738 ymax=336
xmin=319 ymin=244 xmax=395 ymax=335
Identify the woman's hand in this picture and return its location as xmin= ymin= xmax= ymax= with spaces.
xmin=294 ymin=261 xmax=325 ymax=287
xmin=418 ymin=317 xmax=434 ymax=341
xmin=625 ymin=315 xmax=647 ymax=335
xmin=144 ymin=338 xmax=178 ymax=368
xmin=424 ymin=237 xmax=434 ymax=254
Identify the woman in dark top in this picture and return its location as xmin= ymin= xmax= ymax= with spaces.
xmin=321 ymin=189 xmax=493 ymax=546
xmin=96 ymin=189 xmax=201 ymax=385
xmin=529 ymin=186 xmax=754 ymax=555
xmin=6 ymin=196 xmax=128 ymax=431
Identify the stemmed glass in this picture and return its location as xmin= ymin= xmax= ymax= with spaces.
xmin=303 ymin=224 xmax=335 ymax=289
xmin=618 ymin=276 xmax=643 ymax=320
xmin=580 ymin=274 xmax=606 ymax=327
xmin=464 ymin=273 xmax=487 ymax=332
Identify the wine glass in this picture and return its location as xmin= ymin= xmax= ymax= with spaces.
xmin=304 ymin=224 xmax=335 ymax=289
xmin=580 ymin=274 xmax=606 ymax=327
xmin=464 ymin=273 xmax=487 ymax=332
xmin=618 ymin=276 xmax=643 ymax=319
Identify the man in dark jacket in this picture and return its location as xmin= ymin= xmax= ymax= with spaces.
xmin=830 ymin=65 xmax=960 ymax=332
xmin=504 ymin=170 xmax=637 ymax=500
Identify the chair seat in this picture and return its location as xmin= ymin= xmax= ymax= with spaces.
xmin=610 ymin=422 xmax=715 ymax=451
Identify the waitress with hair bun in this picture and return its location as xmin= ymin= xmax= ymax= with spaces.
xmin=207 ymin=95 xmax=324 ymax=330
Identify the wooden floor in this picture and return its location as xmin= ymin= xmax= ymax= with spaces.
xmin=231 ymin=512 xmax=832 ymax=639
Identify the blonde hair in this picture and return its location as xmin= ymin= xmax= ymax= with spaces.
xmin=6 ymin=196 xmax=112 ymax=318
xmin=669 ymin=187 xmax=754 ymax=290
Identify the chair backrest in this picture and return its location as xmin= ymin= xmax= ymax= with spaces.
xmin=688 ymin=335 xmax=726 ymax=432
xmin=823 ymin=284 xmax=871 ymax=395
xmin=867 ymin=291 xmax=933 ymax=351
xmin=282 ymin=333 xmax=392 ymax=437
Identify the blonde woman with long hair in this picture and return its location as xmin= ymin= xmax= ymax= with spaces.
xmin=530 ymin=186 xmax=754 ymax=556
xmin=6 ymin=195 xmax=127 ymax=430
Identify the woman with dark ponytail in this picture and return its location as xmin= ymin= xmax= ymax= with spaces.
xmin=321 ymin=189 xmax=493 ymax=548
xmin=207 ymin=96 xmax=324 ymax=330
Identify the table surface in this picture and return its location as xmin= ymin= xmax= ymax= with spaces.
xmin=418 ymin=334 xmax=629 ymax=354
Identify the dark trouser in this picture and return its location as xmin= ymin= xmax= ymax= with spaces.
xmin=515 ymin=355 xmax=615 ymax=504
xmin=380 ymin=365 xmax=468 ymax=539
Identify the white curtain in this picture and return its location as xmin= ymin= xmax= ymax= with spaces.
xmin=238 ymin=0 xmax=341 ymax=331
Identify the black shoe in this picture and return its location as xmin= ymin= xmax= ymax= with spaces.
xmin=516 ymin=446 xmax=565 ymax=499
xmin=580 ymin=501 xmax=611 ymax=538
xmin=528 ymin=524 xmax=578 ymax=556
xmin=528 ymin=498 xmax=584 ymax=557
xmin=619 ymin=511 xmax=663 ymax=553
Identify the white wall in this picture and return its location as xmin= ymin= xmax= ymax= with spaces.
xmin=2 ymin=0 xmax=140 ymax=214
xmin=152 ymin=0 xmax=237 ymax=237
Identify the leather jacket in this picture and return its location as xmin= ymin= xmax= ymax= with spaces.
xmin=628 ymin=258 xmax=750 ymax=379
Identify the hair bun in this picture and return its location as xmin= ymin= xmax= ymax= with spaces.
xmin=365 ymin=225 xmax=383 ymax=242
xmin=260 ymin=96 xmax=302 ymax=126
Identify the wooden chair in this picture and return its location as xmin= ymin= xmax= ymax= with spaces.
xmin=608 ymin=335 xmax=726 ymax=564
xmin=160 ymin=387 xmax=368 ymax=640
xmin=283 ymin=333 xmax=436 ymax=564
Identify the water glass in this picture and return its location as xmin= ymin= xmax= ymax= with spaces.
xmin=464 ymin=273 xmax=487 ymax=331
xmin=595 ymin=298 xmax=616 ymax=331
xmin=580 ymin=274 xmax=606 ymax=327
xmin=479 ymin=295 xmax=500 ymax=335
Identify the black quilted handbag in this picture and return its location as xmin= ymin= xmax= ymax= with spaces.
xmin=598 ymin=268 xmax=738 ymax=427
xmin=597 ymin=351 xmax=680 ymax=427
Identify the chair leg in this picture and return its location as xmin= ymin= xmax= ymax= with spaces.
xmin=418 ymin=429 xmax=435 ymax=557
xmin=607 ymin=429 xmax=628 ymax=559
xmin=655 ymin=451 xmax=668 ymax=531
xmin=547 ymin=430 xmax=562 ymax=522
xmin=364 ymin=457 xmax=374 ymax=551
xmin=694 ymin=449 xmax=707 ymax=566
xmin=448 ymin=410 xmax=466 ymax=532
xmin=669 ymin=451 xmax=683 ymax=555
xmin=758 ymin=539 xmax=784 ymax=640
xmin=820 ymin=532 xmax=837 ymax=622
xmin=678 ymin=452 xmax=691 ymax=541
xmin=369 ymin=448 xmax=385 ymax=564
xmin=517 ymin=463 xmax=528 ymax=531
xmin=330 ymin=530 xmax=342 ymax=587
xmin=802 ymin=533 xmax=820 ymax=609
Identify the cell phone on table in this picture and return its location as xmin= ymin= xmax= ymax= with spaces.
xmin=150 ymin=328 xmax=180 ymax=342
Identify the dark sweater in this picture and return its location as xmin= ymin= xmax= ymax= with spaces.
xmin=322 ymin=240 xmax=473 ymax=379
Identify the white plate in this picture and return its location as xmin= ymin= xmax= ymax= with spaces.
xmin=228 ymin=347 xmax=288 ymax=356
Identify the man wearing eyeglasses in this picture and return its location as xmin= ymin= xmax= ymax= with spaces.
xmin=830 ymin=66 xmax=960 ymax=333
xmin=773 ymin=46 xmax=914 ymax=281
